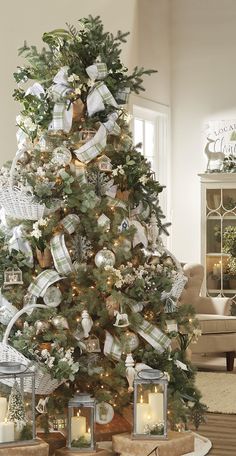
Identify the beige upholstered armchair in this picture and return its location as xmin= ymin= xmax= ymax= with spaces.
xmin=179 ymin=263 xmax=236 ymax=371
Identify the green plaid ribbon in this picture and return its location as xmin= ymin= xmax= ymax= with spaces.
xmin=61 ymin=214 xmax=80 ymax=234
xmin=136 ymin=318 xmax=171 ymax=353
xmin=104 ymin=330 xmax=122 ymax=361
xmin=49 ymin=67 xmax=73 ymax=133
xmin=86 ymin=62 xmax=108 ymax=80
xmin=74 ymin=124 xmax=107 ymax=163
xmin=116 ymin=87 xmax=130 ymax=104
xmin=106 ymin=196 xmax=127 ymax=210
xmin=28 ymin=270 xmax=63 ymax=297
xmin=104 ymin=112 xmax=121 ymax=136
xmin=50 ymin=233 xmax=74 ymax=275
xmin=86 ymin=63 xmax=117 ymax=117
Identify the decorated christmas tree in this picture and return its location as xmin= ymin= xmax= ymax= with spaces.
xmin=7 ymin=381 xmax=26 ymax=431
xmin=0 ymin=16 xmax=205 ymax=433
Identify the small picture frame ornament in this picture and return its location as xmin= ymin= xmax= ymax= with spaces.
xmin=4 ymin=268 xmax=23 ymax=287
xmin=97 ymin=155 xmax=113 ymax=172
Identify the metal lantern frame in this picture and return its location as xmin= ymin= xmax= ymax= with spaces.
xmin=67 ymin=394 xmax=96 ymax=452
xmin=0 ymin=364 xmax=36 ymax=446
xmin=133 ymin=369 xmax=168 ymax=440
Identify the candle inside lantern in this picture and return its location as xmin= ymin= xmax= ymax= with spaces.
xmin=136 ymin=395 xmax=151 ymax=434
xmin=0 ymin=419 xmax=14 ymax=443
xmin=71 ymin=410 xmax=86 ymax=441
xmin=0 ymin=398 xmax=7 ymax=422
xmin=148 ymin=386 xmax=164 ymax=425
xmin=84 ymin=427 xmax=91 ymax=444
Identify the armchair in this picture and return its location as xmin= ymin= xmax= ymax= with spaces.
xmin=179 ymin=263 xmax=236 ymax=371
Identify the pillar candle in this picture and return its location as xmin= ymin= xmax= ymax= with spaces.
xmin=71 ymin=411 xmax=86 ymax=441
xmin=0 ymin=420 xmax=14 ymax=443
xmin=148 ymin=388 xmax=164 ymax=425
xmin=84 ymin=427 xmax=91 ymax=444
xmin=136 ymin=395 xmax=151 ymax=434
xmin=0 ymin=398 xmax=7 ymax=422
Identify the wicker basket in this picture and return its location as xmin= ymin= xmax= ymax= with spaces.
xmin=0 ymin=304 xmax=64 ymax=394
xmin=0 ymin=150 xmax=61 ymax=221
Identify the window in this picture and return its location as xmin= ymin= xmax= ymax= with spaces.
xmin=130 ymin=97 xmax=171 ymax=236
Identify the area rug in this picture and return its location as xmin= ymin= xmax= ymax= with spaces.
xmin=196 ymin=371 xmax=236 ymax=413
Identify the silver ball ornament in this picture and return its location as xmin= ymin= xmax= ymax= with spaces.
xmin=95 ymin=248 xmax=115 ymax=268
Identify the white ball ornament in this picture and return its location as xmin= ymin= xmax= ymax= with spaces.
xmin=43 ymin=286 xmax=62 ymax=308
xmin=95 ymin=247 xmax=115 ymax=268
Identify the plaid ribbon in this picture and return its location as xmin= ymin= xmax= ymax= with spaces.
xmin=103 ymin=112 xmax=121 ymax=136
xmin=28 ymin=270 xmax=63 ymax=297
xmin=161 ymin=272 xmax=188 ymax=313
xmin=101 ymin=179 xmax=117 ymax=198
xmin=106 ymin=196 xmax=127 ymax=209
xmin=130 ymin=220 xmax=148 ymax=248
xmin=61 ymin=214 xmax=80 ymax=234
xmin=0 ymin=291 xmax=18 ymax=325
xmin=86 ymin=63 xmax=117 ymax=117
xmin=136 ymin=318 xmax=171 ymax=353
xmin=87 ymin=80 xmax=117 ymax=117
xmin=50 ymin=233 xmax=74 ymax=275
xmin=74 ymin=124 xmax=107 ymax=163
xmin=86 ymin=62 xmax=108 ymax=80
xmin=49 ymin=66 xmax=73 ymax=133
xmin=116 ymin=87 xmax=130 ymax=104
xmin=103 ymin=330 xmax=122 ymax=361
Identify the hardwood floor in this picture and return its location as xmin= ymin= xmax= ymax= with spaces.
xmin=191 ymin=413 xmax=236 ymax=455
xmin=191 ymin=356 xmax=236 ymax=455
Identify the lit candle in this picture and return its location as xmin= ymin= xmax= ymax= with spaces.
xmin=213 ymin=263 xmax=218 ymax=276
xmin=136 ymin=395 xmax=151 ymax=434
xmin=0 ymin=398 xmax=7 ymax=422
xmin=148 ymin=387 xmax=164 ymax=425
xmin=71 ymin=410 xmax=86 ymax=441
xmin=84 ymin=427 xmax=91 ymax=444
xmin=0 ymin=419 xmax=14 ymax=443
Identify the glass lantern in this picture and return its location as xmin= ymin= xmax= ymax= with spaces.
xmin=67 ymin=394 xmax=96 ymax=452
xmin=133 ymin=369 xmax=168 ymax=440
xmin=0 ymin=362 xmax=35 ymax=445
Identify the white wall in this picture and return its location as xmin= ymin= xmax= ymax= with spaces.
xmin=170 ymin=0 xmax=236 ymax=263
xmin=0 ymin=0 xmax=138 ymax=165
xmin=137 ymin=0 xmax=171 ymax=107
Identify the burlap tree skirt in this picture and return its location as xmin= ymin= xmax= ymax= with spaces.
xmin=112 ymin=431 xmax=195 ymax=456
xmin=55 ymin=448 xmax=113 ymax=456
xmin=0 ymin=439 xmax=49 ymax=456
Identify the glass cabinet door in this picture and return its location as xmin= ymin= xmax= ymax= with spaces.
xmin=206 ymin=188 xmax=236 ymax=300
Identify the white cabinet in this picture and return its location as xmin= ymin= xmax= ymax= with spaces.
xmin=199 ymin=173 xmax=236 ymax=299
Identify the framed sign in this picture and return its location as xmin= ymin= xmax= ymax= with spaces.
xmin=204 ymin=120 xmax=236 ymax=171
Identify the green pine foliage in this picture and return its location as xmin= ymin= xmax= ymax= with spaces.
xmin=0 ymin=16 xmax=205 ymax=432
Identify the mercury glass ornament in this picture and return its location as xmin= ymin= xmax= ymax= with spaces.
xmin=43 ymin=286 xmax=62 ymax=308
xmin=94 ymin=248 xmax=115 ymax=268
xmin=51 ymin=146 xmax=72 ymax=166
xmin=51 ymin=315 xmax=69 ymax=330
xmin=123 ymin=330 xmax=139 ymax=352
xmin=34 ymin=320 xmax=51 ymax=335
